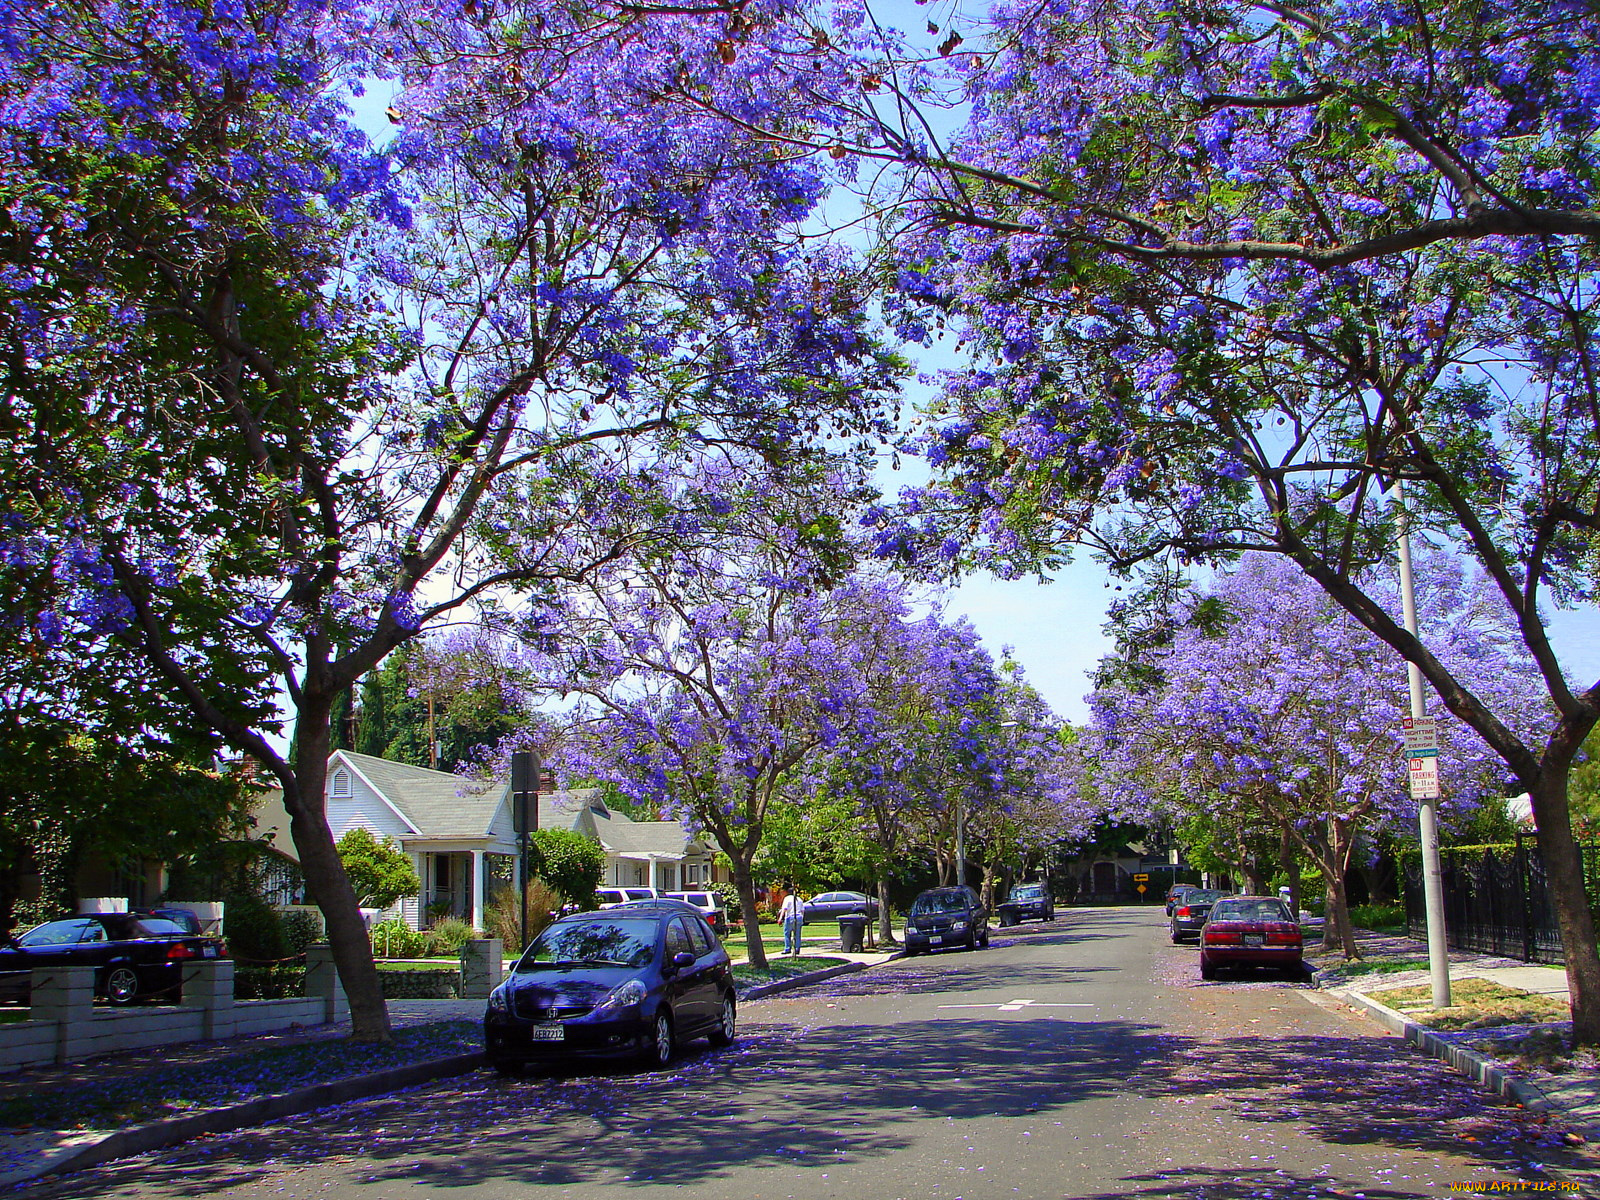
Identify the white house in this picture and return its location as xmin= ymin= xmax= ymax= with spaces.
xmin=317 ymin=751 xmax=721 ymax=931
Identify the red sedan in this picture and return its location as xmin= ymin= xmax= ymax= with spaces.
xmin=1199 ymin=896 xmax=1304 ymax=980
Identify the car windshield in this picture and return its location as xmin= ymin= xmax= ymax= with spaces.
xmin=17 ymin=920 xmax=93 ymax=947
xmin=1012 ymin=886 xmax=1043 ymax=900
xmin=1211 ymin=899 xmax=1291 ymax=922
xmin=912 ymin=892 xmax=968 ymax=914
xmin=517 ymin=919 xmax=658 ymax=971
xmin=1184 ymin=891 xmax=1227 ymax=905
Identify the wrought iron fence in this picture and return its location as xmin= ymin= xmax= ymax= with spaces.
xmin=1403 ymin=834 xmax=1600 ymax=964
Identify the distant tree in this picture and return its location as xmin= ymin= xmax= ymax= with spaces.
xmin=335 ymin=829 xmax=421 ymax=910
xmin=527 ymin=829 xmax=606 ymax=909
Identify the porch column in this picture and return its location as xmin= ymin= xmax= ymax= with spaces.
xmin=471 ymin=849 xmax=486 ymax=933
xmin=649 ymin=858 xmax=660 ymax=891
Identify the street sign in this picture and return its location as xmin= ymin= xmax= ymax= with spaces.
xmin=1403 ymin=716 xmax=1439 ymax=757
xmin=1135 ymin=883 xmax=1147 ymax=893
xmin=1409 ymin=755 xmax=1441 ymax=800
xmin=1133 ymin=873 xmax=1149 ymax=882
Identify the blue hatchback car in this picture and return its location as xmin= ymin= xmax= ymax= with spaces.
xmin=484 ymin=902 xmax=736 ymax=1075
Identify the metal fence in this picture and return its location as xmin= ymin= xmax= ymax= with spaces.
xmin=1403 ymin=835 xmax=1600 ymax=964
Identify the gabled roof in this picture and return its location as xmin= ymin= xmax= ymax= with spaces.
xmin=600 ymin=820 xmax=699 ymax=857
xmin=332 ymin=750 xmax=499 ymax=840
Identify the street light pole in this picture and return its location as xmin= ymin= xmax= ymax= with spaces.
xmin=1397 ymin=481 xmax=1451 ymax=1009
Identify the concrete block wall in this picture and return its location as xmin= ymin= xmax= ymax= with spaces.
xmin=0 ymin=944 xmax=349 ymax=1073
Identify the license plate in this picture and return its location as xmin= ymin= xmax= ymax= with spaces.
xmin=202 ymin=946 xmax=217 ymax=958
xmin=930 ymin=935 xmax=943 ymax=945
xmin=530 ymin=1025 xmax=564 ymax=1041
xmin=1244 ymin=935 xmax=1263 ymax=947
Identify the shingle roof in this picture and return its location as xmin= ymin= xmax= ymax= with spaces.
xmin=599 ymin=820 xmax=696 ymax=856
xmin=336 ymin=751 xmax=503 ymax=840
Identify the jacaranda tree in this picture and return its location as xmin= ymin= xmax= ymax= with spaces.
xmin=0 ymin=0 xmax=899 ymax=1038
xmin=1088 ymin=554 xmax=1548 ymax=956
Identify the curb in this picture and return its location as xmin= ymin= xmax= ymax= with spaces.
xmin=1 ymin=1051 xmax=484 ymax=1188
xmin=741 ymin=952 xmax=903 ymax=1001
xmin=1336 ymin=989 xmax=1565 ymax=1115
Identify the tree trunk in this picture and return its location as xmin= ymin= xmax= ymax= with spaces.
xmin=731 ymin=857 xmax=768 ymax=970
xmin=1279 ymin=822 xmax=1302 ymax=918
xmin=288 ymin=707 xmax=393 ymax=1043
xmin=1318 ymin=820 xmax=1361 ymax=959
xmin=875 ymin=873 xmax=897 ymax=946
xmin=980 ymin=862 xmax=998 ymax=911
xmin=1529 ymin=764 xmax=1600 ymax=1044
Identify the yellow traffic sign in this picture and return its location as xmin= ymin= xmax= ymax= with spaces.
xmin=1133 ymin=873 xmax=1149 ymax=882
xmin=1135 ymin=883 xmax=1147 ymax=893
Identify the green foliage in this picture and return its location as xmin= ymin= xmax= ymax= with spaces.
xmin=234 ymin=963 xmax=307 ymax=1000
xmin=1347 ymin=903 xmax=1406 ymax=931
xmin=280 ymin=909 xmax=324 ymax=955
xmin=425 ymin=915 xmax=474 ymax=954
xmin=363 ymin=643 xmax=524 ymax=773
xmin=370 ymin=919 xmax=430 ymax=959
xmin=354 ymin=673 xmax=388 ymax=758
xmin=335 ymin=827 xmax=421 ymax=909
xmin=528 ymin=828 xmax=605 ymax=905
xmin=483 ymin=879 xmax=562 ymax=953
xmin=1443 ymin=796 xmax=1524 ymax=847
xmin=223 ymin=893 xmax=291 ymax=964
xmin=755 ymin=793 xmax=875 ymax=892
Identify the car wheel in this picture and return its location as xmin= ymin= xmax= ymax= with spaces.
xmin=979 ymin=930 xmax=990 ymax=948
xmin=707 ymin=993 xmax=737 ymax=1048
xmin=1199 ymin=957 xmax=1217 ymax=981
xmin=641 ymin=1011 xmax=674 ymax=1070
xmin=1170 ymin=929 xmax=1183 ymax=944
xmin=104 ymin=966 xmax=140 ymax=1006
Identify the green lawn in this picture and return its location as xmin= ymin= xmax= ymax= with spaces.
xmin=731 ymin=957 xmax=850 ymax=990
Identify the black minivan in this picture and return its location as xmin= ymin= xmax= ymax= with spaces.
xmin=903 ymin=886 xmax=990 ymax=954
xmin=484 ymin=902 xmax=736 ymax=1075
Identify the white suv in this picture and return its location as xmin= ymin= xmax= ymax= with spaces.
xmin=665 ymin=890 xmax=728 ymax=936
xmin=595 ymin=887 xmax=660 ymax=909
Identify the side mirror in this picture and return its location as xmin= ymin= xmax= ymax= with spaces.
xmin=671 ymin=951 xmax=696 ymax=970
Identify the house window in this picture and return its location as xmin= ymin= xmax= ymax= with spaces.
xmin=332 ymin=770 xmax=351 ymax=798
xmin=684 ymin=863 xmax=700 ymax=885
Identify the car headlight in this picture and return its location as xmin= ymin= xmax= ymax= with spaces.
xmin=487 ymin=986 xmax=508 ymax=1013
xmin=592 ymin=979 xmax=648 ymax=1013
xmin=951 ymin=921 xmax=967 ymax=931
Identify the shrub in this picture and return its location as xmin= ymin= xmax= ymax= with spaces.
xmin=223 ymin=891 xmax=291 ymax=964
xmin=280 ymin=909 xmax=324 ymax=955
xmin=1348 ymin=902 xmax=1406 ymax=931
xmin=425 ymin=916 xmax=474 ymax=956
xmin=370 ymin=919 xmax=429 ymax=959
xmin=483 ymin=881 xmax=562 ymax=954
xmin=234 ymin=963 xmax=307 ymax=1000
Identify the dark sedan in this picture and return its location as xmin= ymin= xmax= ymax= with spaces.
xmin=903 ymin=886 xmax=989 ymax=954
xmin=1199 ymin=896 xmax=1305 ymax=980
xmin=483 ymin=902 xmax=736 ymax=1075
xmin=802 ymin=891 xmax=880 ymax=923
xmin=1169 ymin=889 xmax=1229 ymax=942
xmin=0 ymin=914 xmax=226 ymax=1005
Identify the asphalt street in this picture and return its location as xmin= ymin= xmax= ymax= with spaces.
xmin=16 ymin=907 xmax=1597 ymax=1199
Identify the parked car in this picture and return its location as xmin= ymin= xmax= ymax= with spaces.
xmin=132 ymin=907 xmax=205 ymax=935
xmin=595 ymin=887 xmax=660 ymax=909
xmin=1165 ymin=884 xmax=1200 ymax=917
xmin=1169 ymin=889 xmax=1228 ymax=942
xmin=664 ymin=891 xmax=728 ymax=936
xmin=996 ymin=883 xmax=1054 ymax=927
xmin=483 ymin=901 xmax=736 ymax=1075
xmin=1198 ymin=896 xmax=1304 ymax=980
xmin=801 ymin=891 xmax=880 ymax=923
xmin=0 ymin=914 xmax=227 ymax=1006
xmin=903 ymin=886 xmax=989 ymax=955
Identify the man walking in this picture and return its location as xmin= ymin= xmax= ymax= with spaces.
xmin=780 ymin=887 xmax=805 ymax=956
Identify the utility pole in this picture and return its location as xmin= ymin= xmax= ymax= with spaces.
xmin=511 ymin=750 xmax=539 ymax=953
xmin=1397 ymin=481 xmax=1451 ymax=1008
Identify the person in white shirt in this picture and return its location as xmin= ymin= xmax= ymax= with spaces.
xmin=779 ymin=888 xmax=805 ymax=955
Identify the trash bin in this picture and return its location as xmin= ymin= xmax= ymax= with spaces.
xmin=838 ymin=914 xmax=868 ymax=953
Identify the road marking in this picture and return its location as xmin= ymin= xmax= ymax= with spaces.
xmin=935 ymin=998 xmax=1093 ymax=1012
